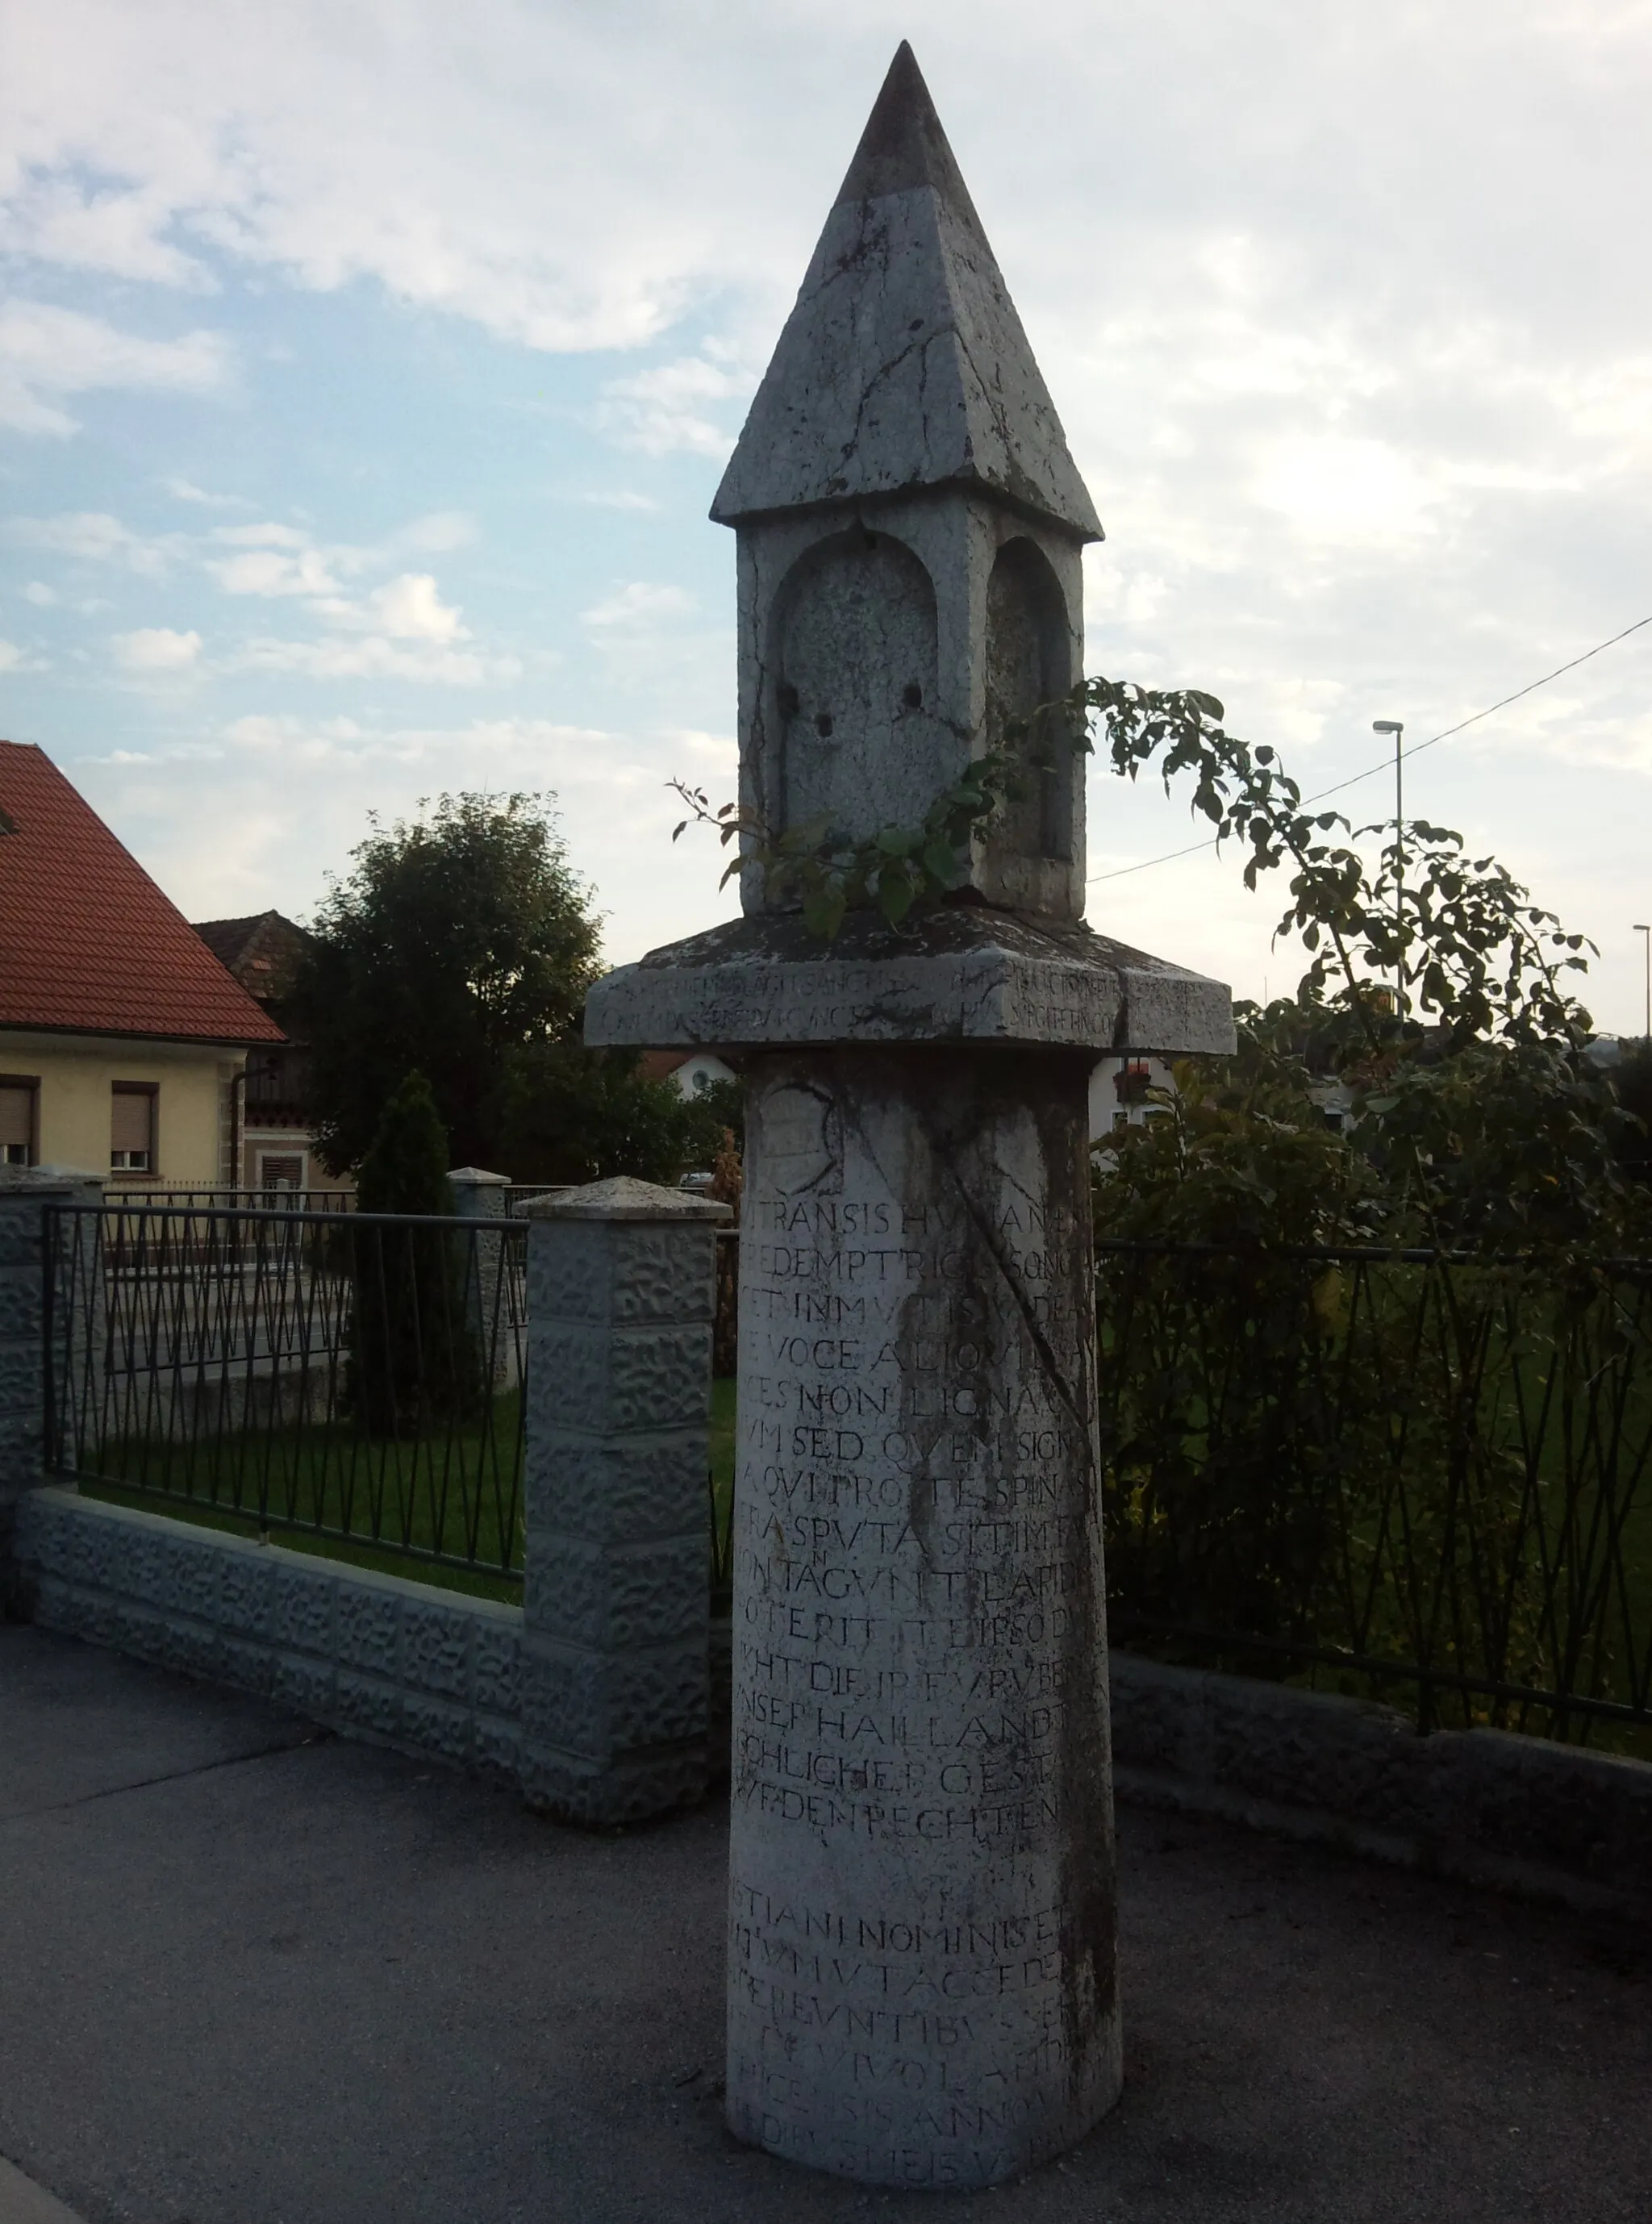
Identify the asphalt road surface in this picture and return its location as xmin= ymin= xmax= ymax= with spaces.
xmin=2 ymin=1623 xmax=1647 ymax=2224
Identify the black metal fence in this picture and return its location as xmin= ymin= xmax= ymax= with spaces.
xmin=119 ymin=1187 xmax=357 ymax=1212
xmin=44 ymin=1204 xmax=527 ymax=1589
xmin=1096 ymin=1241 xmax=1652 ymax=1748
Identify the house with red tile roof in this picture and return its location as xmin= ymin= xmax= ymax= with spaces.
xmin=191 ymin=910 xmax=342 ymax=1195
xmin=0 ymin=741 xmax=284 ymax=1187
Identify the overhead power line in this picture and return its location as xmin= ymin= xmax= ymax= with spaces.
xmin=1086 ymin=609 xmax=1652 ymax=885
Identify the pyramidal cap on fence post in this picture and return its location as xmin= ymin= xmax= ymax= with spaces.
xmin=515 ymin=1175 xmax=730 ymax=1824
xmin=0 ymin=1167 xmax=102 ymax=1603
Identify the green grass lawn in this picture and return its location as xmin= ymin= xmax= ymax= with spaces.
xmin=74 ymin=1379 xmax=744 ymax=1608
xmin=77 ymin=1388 xmax=526 ymax=1604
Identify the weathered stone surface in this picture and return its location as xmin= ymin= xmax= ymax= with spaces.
xmin=528 ymin=1220 xmax=720 ymax=1326
xmin=472 ymin=1615 xmax=524 ymax=1716
xmin=400 ymin=1596 xmax=473 ymax=1699
xmin=711 ymin=44 xmax=1101 ymax=543
xmin=1108 ymin=1651 xmax=1652 ymax=1926
xmin=586 ymin=907 xmax=1234 ymax=1058
xmin=520 ymin=1633 xmax=708 ymax=1757
xmin=273 ymin=1563 xmax=337 ymax=1654
xmin=524 ymin=1429 xmax=707 ymax=1546
xmin=521 ymin=1175 xmax=728 ymax=1225
xmin=516 ymin=1742 xmax=707 ymax=1825
xmin=525 ymin=1534 xmax=710 ymax=1650
xmin=15 ymin=1490 xmax=527 ymax=1779
xmin=725 ymin=1048 xmax=1121 ymax=2187
xmin=334 ymin=1584 xmax=400 ymax=1675
xmin=518 ymin=1187 xmax=721 ymax=1826
xmin=532 ymin=1322 xmax=715 ymax=1436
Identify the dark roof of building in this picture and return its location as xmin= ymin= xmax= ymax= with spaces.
xmin=0 ymin=741 xmax=286 ymax=1045
xmin=192 ymin=910 xmax=312 ymax=1004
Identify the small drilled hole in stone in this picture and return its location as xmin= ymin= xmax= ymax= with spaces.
xmin=778 ymin=682 xmax=800 ymax=716
xmin=815 ymin=712 xmax=834 ymax=738
xmin=903 ymin=683 xmax=924 ymax=709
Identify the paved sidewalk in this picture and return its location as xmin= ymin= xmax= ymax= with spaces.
xmin=2 ymin=1623 xmax=1648 ymax=2224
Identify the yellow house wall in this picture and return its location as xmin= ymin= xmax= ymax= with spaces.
xmin=0 ymin=1031 xmax=244 ymax=1186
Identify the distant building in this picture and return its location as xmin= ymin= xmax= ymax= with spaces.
xmin=1088 ymin=1054 xmax=1176 ymax=1139
xmin=638 ymin=1049 xmax=738 ymax=1100
xmin=0 ymin=741 xmax=283 ymax=1186
xmin=191 ymin=911 xmax=337 ymax=1195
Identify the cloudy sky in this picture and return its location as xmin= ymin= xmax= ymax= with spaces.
xmin=2 ymin=0 xmax=1650 ymax=1029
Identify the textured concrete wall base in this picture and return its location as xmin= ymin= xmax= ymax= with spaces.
xmin=15 ymin=1488 xmax=525 ymax=1784
xmin=1110 ymin=1652 xmax=1652 ymax=1927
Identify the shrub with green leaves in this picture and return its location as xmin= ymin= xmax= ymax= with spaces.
xmin=350 ymin=1071 xmax=482 ymax=1437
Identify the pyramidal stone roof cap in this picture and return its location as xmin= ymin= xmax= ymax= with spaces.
xmin=711 ymin=43 xmax=1103 ymax=541
xmin=520 ymin=1174 xmax=731 ymax=1222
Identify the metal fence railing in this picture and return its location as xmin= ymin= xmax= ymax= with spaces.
xmin=1095 ymin=1241 xmax=1652 ymax=1749
xmin=44 ymin=1204 xmax=526 ymax=1588
xmin=112 ymin=1187 xmax=357 ymax=1212
xmin=501 ymin=1184 xmax=574 ymax=1217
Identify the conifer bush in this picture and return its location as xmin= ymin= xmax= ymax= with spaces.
xmin=350 ymin=1071 xmax=483 ymax=1437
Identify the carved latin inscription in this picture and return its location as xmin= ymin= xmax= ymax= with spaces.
xmin=724 ymin=1053 xmax=1120 ymax=2186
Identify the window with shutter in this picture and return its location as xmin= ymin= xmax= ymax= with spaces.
xmin=111 ymin=1085 xmax=156 ymax=1171
xmin=0 ymin=1079 xmax=36 ymax=1166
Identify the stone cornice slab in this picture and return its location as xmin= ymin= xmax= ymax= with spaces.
xmin=584 ymin=908 xmax=1236 ymax=1057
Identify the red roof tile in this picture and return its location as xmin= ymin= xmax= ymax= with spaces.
xmin=0 ymin=742 xmax=285 ymax=1045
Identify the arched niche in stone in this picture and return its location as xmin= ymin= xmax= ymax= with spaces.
xmin=982 ymin=536 xmax=1074 ymax=881
xmin=769 ymin=528 xmax=952 ymax=850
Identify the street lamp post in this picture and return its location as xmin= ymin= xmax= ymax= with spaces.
xmin=1374 ymin=720 xmax=1404 ymax=1015
xmin=1636 ymin=923 xmax=1650 ymax=1042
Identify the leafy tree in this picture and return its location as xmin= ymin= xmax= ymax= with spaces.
xmin=498 ymin=1041 xmax=729 ymax=1187
xmin=673 ymin=675 xmax=1643 ymax=1254
xmin=295 ymin=793 xmax=603 ymax=1174
xmin=1074 ymin=678 xmax=1637 ymax=1256
xmin=355 ymin=1067 xmax=454 ymax=1216
xmin=1612 ymin=1038 xmax=1652 ymax=1189
xmin=348 ymin=1071 xmax=482 ymax=1435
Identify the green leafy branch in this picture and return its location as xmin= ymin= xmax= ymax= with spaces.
xmin=670 ymin=674 xmax=1592 ymax=1058
xmin=668 ymin=739 xmax=1056 ymax=940
xmin=1076 ymin=676 xmax=1594 ymax=1054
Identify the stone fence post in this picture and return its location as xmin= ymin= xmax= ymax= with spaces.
xmin=1 ymin=1169 xmax=102 ymax=1604
xmin=447 ymin=1166 xmax=511 ymax=1221
xmin=517 ymin=1175 xmax=730 ymax=1823
xmin=447 ymin=1166 xmax=514 ymax=1386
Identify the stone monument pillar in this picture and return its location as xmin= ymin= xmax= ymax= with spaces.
xmin=586 ymin=44 xmax=1234 ymax=2189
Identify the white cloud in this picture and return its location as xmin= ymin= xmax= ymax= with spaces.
xmin=595 ymin=351 xmax=749 ymax=457
xmin=581 ymin=490 xmax=661 ymax=512
xmin=162 ymin=477 xmax=251 ymax=509
xmin=391 ymin=511 xmax=477 ymax=553
xmin=225 ymin=634 xmax=515 ymax=684
xmin=0 ymin=174 xmax=211 ymax=288
xmin=581 ymin=582 xmax=695 ymax=629
xmin=114 ymin=625 xmax=202 ymax=670
xmin=23 ymin=581 xmax=56 ymax=606
xmin=346 ymin=573 xmax=468 ymax=642
xmin=9 ymin=511 xmax=183 ymax=576
xmin=0 ymin=303 xmax=230 ymax=436
xmin=9 ymin=2 xmax=1652 ymax=1023
xmin=207 ymin=543 xmax=342 ymax=598
xmin=1254 ymin=436 xmax=1441 ymax=543
xmin=0 ymin=638 xmax=48 ymax=672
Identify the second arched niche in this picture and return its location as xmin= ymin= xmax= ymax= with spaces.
xmin=770 ymin=529 xmax=953 ymax=848
xmin=982 ymin=536 xmax=1075 ymax=887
